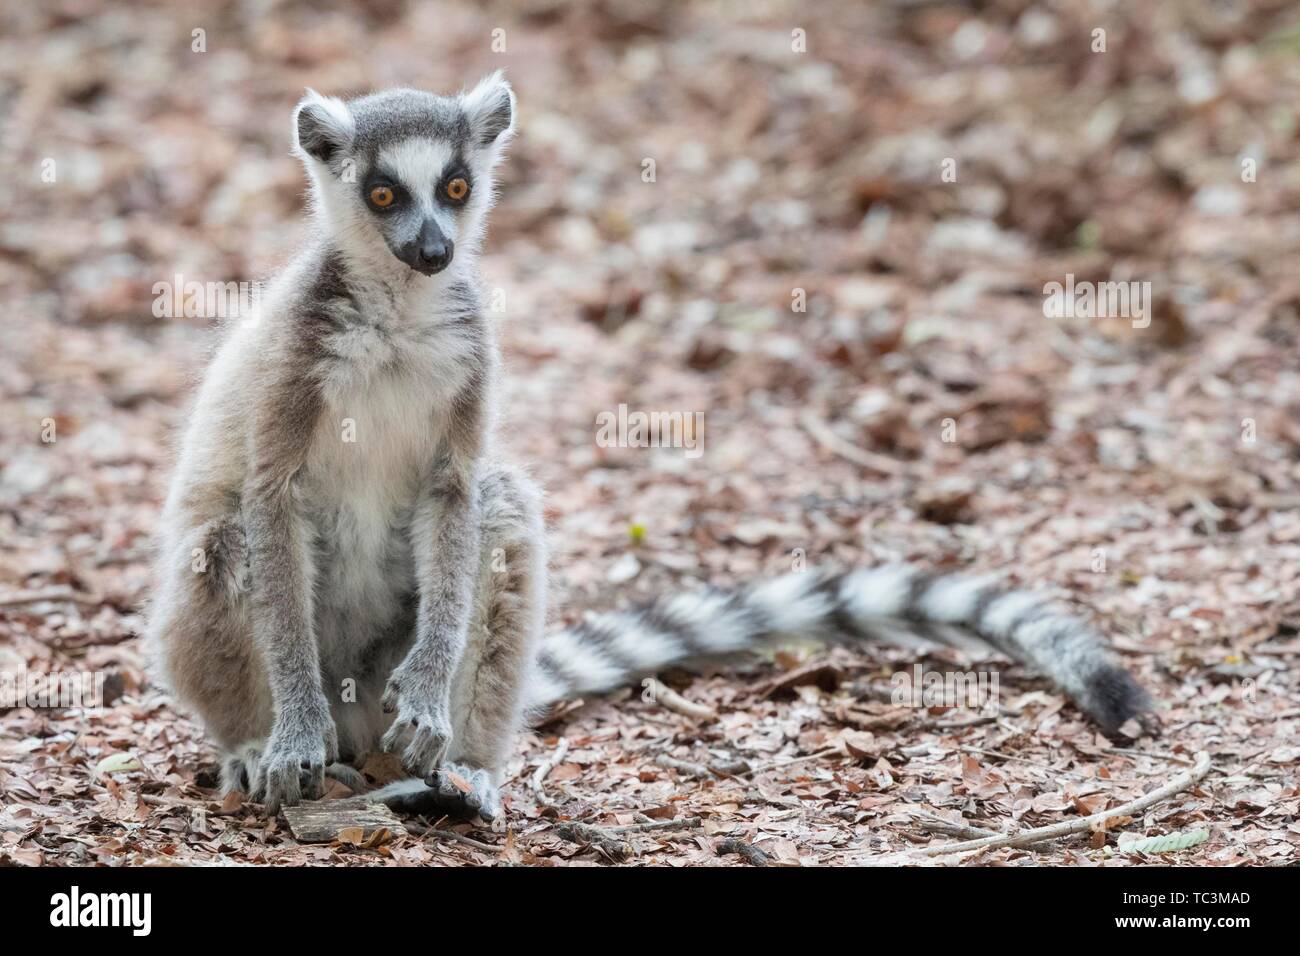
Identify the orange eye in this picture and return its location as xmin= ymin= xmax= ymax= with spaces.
xmin=369 ymin=185 xmax=395 ymax=207
xmin=446 ymin=177 xmax=469 ymax=201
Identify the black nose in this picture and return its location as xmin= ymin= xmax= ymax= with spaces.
xmin=399 ymin=219 xmax=455 ymax=275
xmin=420 ymin=235 xmax=452 ymax=269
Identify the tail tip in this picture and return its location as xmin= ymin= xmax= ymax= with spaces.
xmin=1083 ymin=663 xmax=1157 ymax=739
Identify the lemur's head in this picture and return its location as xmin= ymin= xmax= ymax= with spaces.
xmin=292 ymin=74 xmax=515 ymax=276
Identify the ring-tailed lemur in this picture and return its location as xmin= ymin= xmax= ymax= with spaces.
xmin=146 ymin=74 xmax=1153 ymax=823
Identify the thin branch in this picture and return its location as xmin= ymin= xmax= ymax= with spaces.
xmin=1101 ymin=747 xmax=1194 ymax=766
xmin=406 ymin=819 xmax=502 ymax=854
xmin=908 ymin=810 xmax=1002 ymax=841
xmin=530 ymin=737 xmax=569 ymax=805
xmin=605 ymin=817 xmax=701 ymax=835
xmin=741 ymin=746 xmax=842 ymax=778
xmin=552 ymin=821 xmax=633 ymax=862
xmin=641 ymin=677 xmax=717 ymax=720
xmin=801 ymin=411 xmax=909 ymax=476
xmin=655 ymin=754 xmax=716 ymax=779
xmin=910 ymin=751 xmax=1212 ymax=859
xmin=0 ymin=586 xmax=98 ymax=608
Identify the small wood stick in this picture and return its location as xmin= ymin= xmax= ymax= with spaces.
xmin=912 ymin=751 xmax=1213 ymax=858
xmin=606 ymin=817 xmax=702 ymax=835
xmin=641 ymin=677 xmax=717 ymax=720
xmin=553 ymin=821 xmax=633 ymax=862
xmin=655 ymin=754 xmax=716 ymax=779
xmin=530 ymin=737 xmax=570 ymax=804
xmin=741 ymin=746 xmax=841 ymax=777
xmin=0 ymin=586 xmax=98 ymax=608
xmin=800 ymin=411 xmax=908 ymax=476
xmin=909 ymin=810 xmax=1001 ymax=840
xmin=406 ymin=820 xmax=502 ymax=853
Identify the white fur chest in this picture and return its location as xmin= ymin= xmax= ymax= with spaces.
xmin=300 ymin=310 xmax=481 ymax=620
xmin=310 ymin=313 xmax=478 ymax=490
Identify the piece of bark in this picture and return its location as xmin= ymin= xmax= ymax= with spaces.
xmin=282 ymin=801 xmax=407 ymax=844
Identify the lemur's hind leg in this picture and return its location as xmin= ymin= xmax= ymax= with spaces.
xmin=148 ymin=514 xmax=279 ymax=799
xmin=374 ymin=464 xmax=546 ymax=821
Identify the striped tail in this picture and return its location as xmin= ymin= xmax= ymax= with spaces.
xmin=527 ymin=564 xmax=1153 ymax=736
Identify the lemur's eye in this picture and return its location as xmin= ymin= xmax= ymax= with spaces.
xmin=369 ymin=185 xmax=395 ymax=208
xmin=445 ymin=178 xmax=469 ymax=201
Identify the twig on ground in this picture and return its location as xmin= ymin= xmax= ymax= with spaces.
xmin=741 ymin=746 xmax=842 ymax=777
xmin=908 ymin=810 xmax=1002 ymax=841
xmin=552 ymin=821 xmax=633 ymax=862
xmin=1102 ymin=747 xmax=1194 ymax=766
xmin=605 ymin=817 xmax=702 ymax=835
xmin=709 ymin=757 xmax=752 ymax=775
xmin=910 ymin=751 xmax=1212 ymax=859
xmin=957 ymin=746 xmax=1085 ymax=779
xmin=136 ymin=793 xmax=211 ymax=810
xmin=0 ymin=586 xmax=94 ymax=608
xmin=920 ymin=714 xmax=999 ymax=732
xmin=800 ymin=411 xmax=909 ymax=476
xmin=530 ymin=737 xmax=569 ymax=805
xmin=641 ymin=677 xmax=717 ymax=720
xmin=716 ymin=837 xmax=771 ymax=866
xmin=656 ymin=754 xmax=716 ymax=779
xmin=406 ymin=819 xmax=502 ymax=853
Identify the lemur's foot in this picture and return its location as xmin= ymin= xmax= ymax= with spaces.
xmin=220 ymin=741 xmax=263 ymax=794
xmin=426 ymin=764 xmax=501 ymax=822
xmin=371 ymin=763 xmax=500 ymax=822
xmin=323 ymin=762 xmax=369 ymax=793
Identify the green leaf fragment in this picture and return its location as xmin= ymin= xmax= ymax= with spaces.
xmin=1108 ymin=828 xmax=1209 ymax=856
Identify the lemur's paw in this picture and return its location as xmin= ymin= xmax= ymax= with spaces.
xmin=380 ymin=665 xmax=453 ymax=777
xmin=254 ymin=715 xmax=337 ymax=813
xmin=380 ymin=709 xmax=453 ymax=778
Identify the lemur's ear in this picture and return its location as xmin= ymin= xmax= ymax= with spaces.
xmin=293 ymin=89 xmax=354 ymax=165
xmin=460 ymin=71 xmax=515 ymax=148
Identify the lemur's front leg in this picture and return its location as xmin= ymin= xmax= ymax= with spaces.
xmin=245 ymin=371 xmax=338 ymax=813
xmin=381 ymin=444 xmax=483 ymax=778
xmin=377 ymin=463 xmax=545 ymax=822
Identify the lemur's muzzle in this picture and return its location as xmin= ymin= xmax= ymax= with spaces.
xmin=397 ymin=219 xmax=454 ymax=275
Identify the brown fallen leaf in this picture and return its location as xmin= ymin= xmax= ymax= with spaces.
xmin=444 ymin=770 xmax=473 ymax=793
xmin=336 ymin=826 xmax=365 ymax=846
xmin=838 ymin=730 xmax=878 ymax=760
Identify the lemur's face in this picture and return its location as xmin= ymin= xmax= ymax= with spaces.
xmin=293 ymin=75 xmax=515 ymax=276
